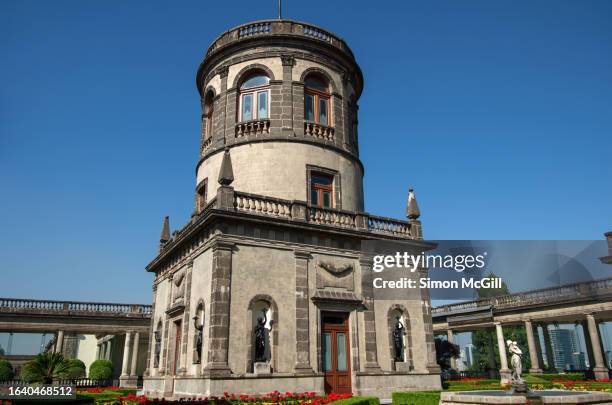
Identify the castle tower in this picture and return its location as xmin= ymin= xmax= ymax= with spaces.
xmin=144 ymin=19 xmax=441 ymax=398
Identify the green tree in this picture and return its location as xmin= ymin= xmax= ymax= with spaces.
xmin=470 ymin=273 xmax=531 ymax=372
xmin=21 ymin=352 xmax=70 ymax=384
xmin=0 ymin=359 xmax=14 ymax=381
xmin=64 ymin=358 xmax=86 ymax=378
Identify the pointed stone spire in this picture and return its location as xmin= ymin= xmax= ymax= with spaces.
xmin=406 ymin=188 xmax=421 ymax=220
xmin=218 ymin=148 xmax=234 ymax=186
xmin=160 ymin=216 xmax=170 ymax=245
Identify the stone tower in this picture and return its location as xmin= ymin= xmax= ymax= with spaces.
xmin=143 ymin=19 xmax=441 ymax=398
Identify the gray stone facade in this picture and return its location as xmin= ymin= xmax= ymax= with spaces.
xmin=143 ymin=19 xmax=441 ymax=398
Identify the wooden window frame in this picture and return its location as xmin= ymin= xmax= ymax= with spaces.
xmin=310 ymin=172 xmax=334 ymax=209
xmin=305 ymin=88 xmax=331 ymax=126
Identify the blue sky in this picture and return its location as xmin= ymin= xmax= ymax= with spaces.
xmin=1 ymin=0 xmax=611 ymax=303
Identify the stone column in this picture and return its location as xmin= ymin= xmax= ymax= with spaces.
xmin=581 ymin=321 xmax=596 ymax=370
xmin=294 ymin=250 xmax=313 ymax=373
xmin=447 ymin=330 xmax=457 ymax=370
xmin=130 ymin=332 xmax=140 ymax=378
xmin=586 ymin=314 xmax=609 ymax=379
xmin=96 ymin=343 xmax=101 ymax=359
xmin=121 ymin=332 xmax=133 ymax=378
xmin=55 ymin=330 xmax=64 ymax=354
xmin=542 ymin=324 xmax=556 ymax=370
xmin=534 ymin=324 xmax=546 ymax=371
xmin=524 ymin=319 xmax=542 ymax=373
xmin=494 ymin=322 xmax=511 ymax=383
xmin=203 ymin=241 xmax=233 ymax=376
xmin=360 ymin=257 xmax=381 ymax=371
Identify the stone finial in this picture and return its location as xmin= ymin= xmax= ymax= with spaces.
xmin=160 ymin=216 xmax=170 ymax=244
xmin=218 ymin=149 xmax=234 ymax=186
xmin=406 ymin=188 xmax=421 ymax=220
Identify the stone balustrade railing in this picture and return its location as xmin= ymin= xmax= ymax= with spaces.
xmin=229 ymin=191 xmax=415 ymax=239
xmin=0 ymin=298 xmax=152 ymax=316
xmin=235 ymin=192 xmax=291 ymax=218
xmin=235 ymin=119 xmax=271 ymax=138
xmin=433 ymin=277 xmax=612 ymax=316
xmin=206 ymin=20 xmax=354 ymax=59
xmin=304 ymin=122 xmax=334 ymax=141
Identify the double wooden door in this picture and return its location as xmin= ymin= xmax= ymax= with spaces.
xmin=321 ymin=312 xmax=351 ymax=394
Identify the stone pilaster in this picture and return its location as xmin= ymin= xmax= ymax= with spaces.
xmin=180 ymin=263 xmax=193 ymax=375
xmin=292 ymin=82 xmax=305 ymax=137
xmin=331 ymin=92 xmax=344 ymax=148
xmin=203 ymin=240 xmax=234 ymax=376
xmin=224 ymin=88 xmax=237 ymax=143
xmin=524 ymin=319 xmax=542 ymax=373
xmin=214 ymin=65 xmax=229 ymax=149
xmin=419 ymin=282 xmax=440 ymax=372
xmin=294 ymin=250 xmax=313 ymax=373
xmin=280 ymin=55 xmax=295 ymax=136
xmin=359 ymin=256 xmax=381 ymax=371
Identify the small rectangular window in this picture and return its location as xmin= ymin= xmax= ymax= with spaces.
xmin=310 ymin=172 xmax=334 ymax=208
xmin=257 ymin=91 xmax=268 ymax=119
xmin=319 ymin=98 xmax=328 ymax=126
xmin=242 ymin=94 xmax=253 ymax=121
xmin=305 ymin=93 xmax=315 ymax=121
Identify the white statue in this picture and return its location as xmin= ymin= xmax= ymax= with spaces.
xmin=507 ymin=339 xmax=523 ymax=383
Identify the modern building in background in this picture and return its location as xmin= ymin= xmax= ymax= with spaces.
xmin=142 ymin=19 xmax=441 ymax=398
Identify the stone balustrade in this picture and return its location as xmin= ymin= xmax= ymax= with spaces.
xmin=206 ymin=20 xmax=354 ymax=59
xmin=304 ymin=122 xmax=334 ymax=141
xmin=433 ymin=277 xmax=612 ymax=316
xmin=309 ymin=206 xmax=356 ymax=228
xmin=230 ymin=191 xmax=415 ymax=239
xmin=234 ymin=192 xmax=291 ymax=218
xmin=0 ymin=297 xmax=152 ymax=316
xmin=235 ymin=119 xmax=271 ymax=138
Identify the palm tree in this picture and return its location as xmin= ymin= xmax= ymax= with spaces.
xmin=22 ymin=352 xmax=70 ymax=384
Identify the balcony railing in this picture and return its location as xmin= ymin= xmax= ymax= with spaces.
xmin=206 ymin=20 xmax=354 ymax=59
xmin=432 ymin=277 xmax=612 ymax=316
xmin=235 ymin=119 xmax=271 ymax=138
xmin=0 ymin=298 xmax=152 ymax=316
xmin=304 ymin=122 xmax=334 ymax=141
xmin=230 ymin=191 xmax=415 ymax=239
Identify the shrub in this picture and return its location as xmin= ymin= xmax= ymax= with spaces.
xmin=65 ymin=358 xmax=87 ymax=378
xmin=88 ymin=359 xmax=113 ymax=380
xmin=0 ymin=360 xmax=14 ymax=381
xmin=20 ymin=352 xmax=70 ymax=384
xmin=392 ymin=391 xmax=440 ymax=405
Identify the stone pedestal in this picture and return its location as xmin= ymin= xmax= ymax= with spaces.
xmin=254 ymin=362 xmax=271 ymax=375
xmin=500 ymin=369 xmax=512 ymax=385
xmin=394 ymin=361 xmax=411 ymax=372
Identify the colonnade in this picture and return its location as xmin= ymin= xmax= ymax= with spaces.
xmin=443 ymin=314 xmax=610 ymax=382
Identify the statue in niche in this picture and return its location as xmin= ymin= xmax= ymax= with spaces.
xmin=172 ymin=270 xmax=185 ymax=303
xmin=254 ymin=310 xmax=268 ymax=362
xmin=392 ymin=316 xmax=406 ymax=361
xmin=154 ymin=329 xmax=161 ymax=367
xmin=193 ymin=314 xmax=204 ymax=363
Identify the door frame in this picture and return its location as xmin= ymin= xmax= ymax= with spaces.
xmin=321 ymin=311 xmax=352 ymax=394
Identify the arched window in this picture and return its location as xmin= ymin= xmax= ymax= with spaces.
xmin=203 ymin=91 xmax=214 ymax=138
xmin=304 ymin=74 xmax=331 ymax=126
xmin=239 ymin=72 xmax=270 ymax=122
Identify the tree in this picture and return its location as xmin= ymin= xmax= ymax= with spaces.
xmin=21 ymin=352 xmax=70 ymax=384
xmin=435 ymin=337 xmax=460 ymax=370
xmin=64 ymin=358 xmax=86 ymax=378
xmin=0 ymin=359 xmax=14 ymax=381
xmin=471 ymin=273 xmax=531 ymax=372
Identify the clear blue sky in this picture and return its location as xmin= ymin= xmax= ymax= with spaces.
xmin=1 ymin=0 xmax=611 ymax=303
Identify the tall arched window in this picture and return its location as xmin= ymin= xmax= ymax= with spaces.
xmin=239 ymin=72 xmax=270 ymax=122
xmin=304 ymin=74 xmax=331 ymax=126
xmin=203 ymin=91 xmax=214 ymax=138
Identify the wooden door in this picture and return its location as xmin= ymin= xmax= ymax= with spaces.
xmin=322 ymin=312 xmax=351 ymax=394
xmin=173 ymin=320 xmax=182 ymax=375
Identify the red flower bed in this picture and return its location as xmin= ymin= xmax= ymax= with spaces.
xmin=79 ymin=385 xmax=121 ymax=393
xmin=117 ymin=391 xmax=352 ymax=404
